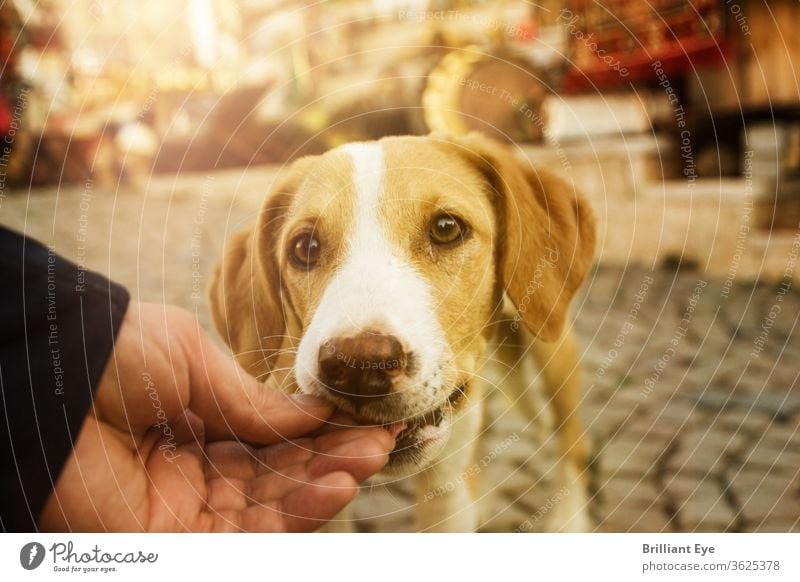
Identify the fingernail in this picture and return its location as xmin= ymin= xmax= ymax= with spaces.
xmin=387 ymin=421 xmax=407 ymax=438
xmin=291 ymin=393 xmax=332 ymax=407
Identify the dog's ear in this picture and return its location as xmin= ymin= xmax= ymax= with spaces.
xmin=208 ymin=157 xmax=313 ymax=376
xmin=440 ymin=132 xmax=596 ymax=341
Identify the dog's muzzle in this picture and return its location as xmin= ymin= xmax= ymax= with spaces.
xmin=316 ymin=330 xmax=466 ymax=471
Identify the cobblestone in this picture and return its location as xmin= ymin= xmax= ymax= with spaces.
xmin=741 ymin=442 xmax=800 ymax=473
xmin=599 ymin=435 xmax=664 ymax=478
xmin=598 ymin=502 xmax=676 ymax=532
xmin=597 ymin=475 xmax=660 ymax=507
xmin=677 ymin=481 xmax=736 ymax=531
xmin=763 ymin=422 xmax=800 ymax=450
xmin=718 ymin=408 xmax=772 ymax=434
xmin=738 ymin=493 xmax=800 ymax=524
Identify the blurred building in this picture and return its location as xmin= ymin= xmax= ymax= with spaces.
xmin=1 ymin=0 xmax=799 ymax=278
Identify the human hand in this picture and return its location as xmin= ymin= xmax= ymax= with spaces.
xmin=39 ymin=302 xmax=396 ymax=532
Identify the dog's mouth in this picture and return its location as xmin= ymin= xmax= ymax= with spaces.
xmin=310 ymin=374 xmax=470 ymax=470
xmin=378 ymin=384 xmax=467 ymax=464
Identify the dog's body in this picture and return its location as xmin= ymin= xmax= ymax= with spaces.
xmin=209 ymin=133 xmax=596 ymax=532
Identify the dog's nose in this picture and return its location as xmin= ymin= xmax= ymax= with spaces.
xmin=318 ymin=332 xmax=407 ymax=406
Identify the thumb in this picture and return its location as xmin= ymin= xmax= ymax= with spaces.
xmin=186 ymin=323 xmax=334 ymax=444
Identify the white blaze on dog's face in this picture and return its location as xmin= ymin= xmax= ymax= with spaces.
xmin=276 ymin=138 xmax=498 ymax=473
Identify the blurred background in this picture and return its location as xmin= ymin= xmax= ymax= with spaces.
xmin=0 ymin=0 xmax=798 ymax=532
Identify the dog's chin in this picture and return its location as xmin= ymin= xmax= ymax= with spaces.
xmin=360 ymin=384 xmax=467 ymax=479
xmin=301 ymin=379 xmax=468 ymax=478
xmin=371 ymin=420 xmax=451 ymax=480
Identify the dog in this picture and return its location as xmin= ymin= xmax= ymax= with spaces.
xmin=208 ymin=132 xmax=597 ymax=532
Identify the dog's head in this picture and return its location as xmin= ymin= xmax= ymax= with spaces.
xmin=209 ymin=133 xmax=596 ymax=475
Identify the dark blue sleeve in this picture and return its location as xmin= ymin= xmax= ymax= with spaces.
xmin=0 ymin=226 xmax=130 ymax=531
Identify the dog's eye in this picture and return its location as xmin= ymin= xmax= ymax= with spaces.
xmin=289 ymin=232 xmax=321 ymax=268
xmin=430 ymin=213 xmax=467 ymax=246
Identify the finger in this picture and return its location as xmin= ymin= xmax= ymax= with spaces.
xmin=241 ymin=472 xmax=359 ymax=532
xmin=205 ymin=509 xmax=244 ymax=532
xmin=204 ymin=439 xmax=314 ymax=480
xmin=245 ymin=463 xmax=312 ymax=502
xmin=206 ymin=478 xmax=249 ymax=512
xmin=186 ymin=325 xmax=335 ymax=443
xmin=241 ymin=433 xmax=391 ymax=504
xmin=313 ymin=425 xmax=396 ymax=453
xmin=308 ymin=434 xmax=392 ymax=482
xmin=205 ymin=426 xmax=392 ymax=484
xmin=309 ymin=413 xmax=404 ymax=437
xmin=309 ymin=410 xmax=361 ymax=435
xmin=204 ymin=423 xmax=396 ymax=480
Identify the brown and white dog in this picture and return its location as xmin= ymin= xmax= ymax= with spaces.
xmin=208 ymin=132 xmax=597 ymax=532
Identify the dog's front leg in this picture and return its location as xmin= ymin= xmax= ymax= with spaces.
xmin=414 ymin=396 xmax=483 ymax=532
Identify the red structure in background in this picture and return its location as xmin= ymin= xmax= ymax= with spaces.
xmin=560 ymin=0 xmax=730 ymax=90
xmin=0 ymin=3 xmax=23 ymax=136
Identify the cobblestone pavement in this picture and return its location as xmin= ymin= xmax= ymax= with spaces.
xmin=2 ymin=169 xmax=798 ymax=532
xmin=574 ymin=267 xmax=799 ymax=533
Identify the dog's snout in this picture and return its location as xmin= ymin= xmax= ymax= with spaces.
xmin=318 ymin=332 xmax=407 ymax=406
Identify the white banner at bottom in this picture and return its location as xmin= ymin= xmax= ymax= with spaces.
xmin=1 ymin=533 xmax=797 ymax=581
